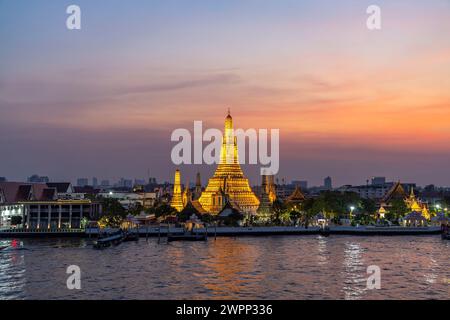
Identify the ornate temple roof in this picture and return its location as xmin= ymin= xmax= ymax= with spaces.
xmin=286 ymin=186 xmax=306 ymax=203
xmin=179 ymin=199 xmax=207 ymax=216
xmin=382 ymin=181 xmax=406 ymax=203
xmin=218 ymin=198 xmax=242 ymax=217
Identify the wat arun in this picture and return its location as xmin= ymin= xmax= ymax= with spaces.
xmin=198 ymin=111 xmax=260 ymax=214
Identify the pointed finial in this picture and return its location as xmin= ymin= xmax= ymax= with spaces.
xmin=227 ymin=107 xmax=231 ymax=116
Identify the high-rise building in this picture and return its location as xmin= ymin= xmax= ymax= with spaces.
xmin=77 ymin=178 xmax=89 ymax=187
xmin=292 ymin=180 xmax=308 ymax=190
xmin=371 ymin=177 xmax=386 ymax=185
xmin=92 ymin=177 xmax=98 ymax=188
xmin=198 ymin=111 xmax=260 ymax=214
xmin=134 ymin=179 xmax=146 ymax=186
xmin=0 ymin=177 xmax=7 ymax=182
xmin=324 ymin=176 xmax=332 ymax=190
xmin=100 ymin=180 xmax=110 ymax=187
xmin=28 ymin=175 xmax=50 ymax=183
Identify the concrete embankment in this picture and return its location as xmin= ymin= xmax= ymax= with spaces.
xmin=0 ymin=228 xmax=86 ymax=238
xmin=91 ymin=226 xmax=442 ymax=237
xmin=0 ymin=226 xmax=442 ymax=238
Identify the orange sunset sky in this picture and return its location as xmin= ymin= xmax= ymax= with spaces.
xmin=0 ymin=0 xmax=449 ymax=186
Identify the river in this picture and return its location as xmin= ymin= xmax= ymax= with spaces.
xmin=0 ymin=235 xmax=448 ymax=300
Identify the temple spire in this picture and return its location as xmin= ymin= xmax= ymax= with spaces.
xmin=170 ymin=169 xmax=184 ymax=212
xmin=198 ymin=112 xmax=260 ymax=214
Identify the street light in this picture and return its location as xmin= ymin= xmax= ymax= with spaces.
xmin=349 ymin=206 xmax=355 ymax=219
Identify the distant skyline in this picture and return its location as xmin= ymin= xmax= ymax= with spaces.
xmin=1 ymin=0 xmax=450 ymax=186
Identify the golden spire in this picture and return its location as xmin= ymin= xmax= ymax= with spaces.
xmin=170 ymin=169 xmax=184 ymax=212
xmin=199 ymin=111 xmax=260 ymax=214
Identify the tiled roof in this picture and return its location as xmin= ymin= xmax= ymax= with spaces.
xmin=0 ymin=182 xmax=57 ymax=203
xmin=46 ymin=182 xmax=71 ymax=193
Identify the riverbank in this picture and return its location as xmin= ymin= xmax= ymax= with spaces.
xmin=0 ymin=225 xmax=442 ymax=238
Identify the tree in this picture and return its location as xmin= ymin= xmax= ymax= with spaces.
xmin=97 ymin=197 xmax=126 ymax=228
xmin=361 ymin=198 xmax=377 ymax=215
xmin=200 ymin=214 xmax=214 ymax=224
xmin=386 ymin=199 xmax=408 ymax=223
xmin=271 ymin=199 xmax=287 ymax=225
xmin=223 ymin=212 xmax=244 ymax=226
xmin=148 ymin=204 xmax=178 ymax=219
xmin=289 ymin=210 xmax=301 ymax=223
xmin=128 ymin=203 xmax=144 ymax=216
xmin=101 ymin=197 xmax=126 ymax=218
xmin=97 ymin=215 xmax=124 ymax=228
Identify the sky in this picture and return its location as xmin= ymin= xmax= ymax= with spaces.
xmin=0 ymin=0 xmax=449 ymax=187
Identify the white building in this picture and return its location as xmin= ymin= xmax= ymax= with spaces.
xmin=0 ymin=182 xmax=101 ymax=229
xmin=99 ymin=191 xmax=157 ymax=209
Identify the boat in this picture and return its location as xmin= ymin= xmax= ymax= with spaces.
xmin=319 ymin=226 xmax=330 ymax=237
xmin=167 ymin=233 xmax=207 ymax=242
xmin=93 ymin=230 xmax=124 ymax=249
xmin=123 ymin=231 xmax=139 ymax=242
xmin=166 ymin=214 xmax=208 ymax=242
xmin=0 ymin=245 xmax=9 ymax=251
xmin=441 ymin=224 xmax=450 ymax=240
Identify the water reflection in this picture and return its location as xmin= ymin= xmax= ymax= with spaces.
xmin=0 ymin=240 xmax=27 ymax=300
xmin=342 ymin=242 xmax=366 ymax=300
xmin=316 ymin=236 xmax=329 ymax=266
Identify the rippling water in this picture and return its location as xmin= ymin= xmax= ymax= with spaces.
xmin=0 ymin=236 xmax=448 ymax=300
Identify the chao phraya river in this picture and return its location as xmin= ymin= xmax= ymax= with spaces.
xmin=0 ymin=236 xmax=448 ymax=299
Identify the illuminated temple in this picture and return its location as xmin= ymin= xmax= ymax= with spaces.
xmin=198 ymin=111 xmax=260 ymax=214
xmin=170 ymin=169 xmax=184 ymax=212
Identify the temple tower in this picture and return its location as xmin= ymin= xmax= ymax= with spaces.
xmin=199 ymin=111 xmax=260 ymax=214
xmin=170 ymin=169 xmax=184 ymax=212
xmin=193 ymin=172 xmax=202 ymax=200
xmin=257 ymin=174 xmax=273 ymax=218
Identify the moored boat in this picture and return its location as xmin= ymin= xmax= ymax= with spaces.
xmin=123 ymin=231 xmax=139 ymax=242
xmin=166 ymin=214 xmax=208 ymax=242
xmin=93 ymin=230 xmax=124 ymax=249
xmin=167 ymin=233 xmax=207 ymax=242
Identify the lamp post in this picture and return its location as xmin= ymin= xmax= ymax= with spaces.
xmin=435 ymin=204 xmax=441 ymax=213
xmin=349 ymin=206 xmax=355 ymax=220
